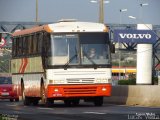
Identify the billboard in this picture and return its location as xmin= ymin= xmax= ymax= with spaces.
xmin=113 ymin=29 xmax=157 ymax=43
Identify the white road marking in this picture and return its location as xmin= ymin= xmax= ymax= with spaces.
xmin=84 ymin=111 xmax=106 ymax=114
xmin=37 ymin=107 xmax=54 ymax=110
xmin=6 ymin=104 xmax=18 ymax=107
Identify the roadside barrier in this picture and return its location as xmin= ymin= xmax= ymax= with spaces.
xmin=104 ymin=85 xmax=160 ymax=107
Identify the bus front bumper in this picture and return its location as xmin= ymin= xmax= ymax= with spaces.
xmin=47 ymin=84 xmax=111 ymax=98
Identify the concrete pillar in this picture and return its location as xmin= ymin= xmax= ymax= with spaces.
xmin=136 ymin=24 xmax=153 ymax=85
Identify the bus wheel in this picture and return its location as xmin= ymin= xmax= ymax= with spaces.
xmin=94 ymin=97 xmax=103 ymax=106
xmin=21 ymin=81 xmax=25 ymax=100
xmin=40 ymin=81 xmax=46 ymax=104
xmin=33 ymin=100 xmax=39 ymax=106
xmin=45 ymin=99 xmax=54 ymax=107
xmin=23 ymin=97 xmax=31 ymax=106
xmin=72 ymin=99 xmax=80 ymax=106
xmin=21 ymin=81 xmax=30 ymax=105
xmin=64 ymin=100 xmax=72 ymax=106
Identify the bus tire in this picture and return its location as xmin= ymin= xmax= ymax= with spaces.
xmin=23 ymin=97 xmax=31 ymax=106
xmin=21 ymin=80 xmax=31 ymax=106
xmin=72 ymin=99 xmax=80 ymax=106
xmin=94 ymin=97 xmax=103 ymax=106
xmin=40 ymin=80 xmax=46 ymax=104
xmin=21 ymin=80 xmax=25 ymax=100
xmin=45 ymin=99 xmax=54 ymax=107
xmin=64 ymin=100 xmax=72 ymax=107
xmin=33 ymin=99 xmax=39 ymax=106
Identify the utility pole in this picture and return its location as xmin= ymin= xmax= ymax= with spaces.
xmin=36 ymin=0 xmax=38 ymax=23
xmin=99 ymin=0 xmax=104 ymax=23
xmin=90 ymin=0 xmax=109 ymax=23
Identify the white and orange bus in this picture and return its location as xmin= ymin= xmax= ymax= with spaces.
xmin=11 ymin=20 xmax=113 ymax=106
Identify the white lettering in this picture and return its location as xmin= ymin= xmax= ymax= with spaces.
xmin=119 ymin=33 xmax=152 ymax=39
xmin=127 ymin=34 xmax=133 ymax=38
xmin=138 ymin=34 xmax=145 ymax=39
xmin=145 ymin=34 xmax=152 ymax=39
xmin=119 ymin=33 xmax=126 ymax=38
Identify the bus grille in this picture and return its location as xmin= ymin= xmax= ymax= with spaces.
xmin=63 ymin=87 xmax=97 ymax=95
xmin=66 ymin=78 xmax=95 ymax=84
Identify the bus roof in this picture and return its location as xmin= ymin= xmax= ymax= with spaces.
xmin=12 ymin=21 xmax=108 ymax=37
xmin=12 ymin=25 xmax=52 ymax=37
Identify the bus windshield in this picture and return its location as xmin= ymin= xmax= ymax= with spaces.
xmin=47 ymin=33 xmax=111 ymax=67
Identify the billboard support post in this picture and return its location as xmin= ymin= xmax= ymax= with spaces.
xmin=136 ymin=24 xmax=153 ymax=85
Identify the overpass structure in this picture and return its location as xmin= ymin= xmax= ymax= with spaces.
xmin=0 ymin=21 xmax=160 ymax=77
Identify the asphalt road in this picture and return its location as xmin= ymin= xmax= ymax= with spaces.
xmin=0 ymin=100 xmax=160 ymax=120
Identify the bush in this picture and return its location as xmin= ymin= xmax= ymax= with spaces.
xmin=118 ymin=80 xmax=128 ymax=85
xmin=152 ymin=76 xmax=158 ymax=85
xmin=118 ymin=79 xmax=136 ymax=85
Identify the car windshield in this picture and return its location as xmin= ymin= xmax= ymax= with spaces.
xmin=0 ymin=77 xmax=12 ymax=84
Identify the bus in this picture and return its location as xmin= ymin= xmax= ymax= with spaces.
xmin=11 ymin=20 xmax=113 ymax=106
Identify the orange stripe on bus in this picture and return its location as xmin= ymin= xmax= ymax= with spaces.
xmin=21 ymin=58 xmax=28 ymax=73
xmin=19 ymin=59 xmax=24 ymax=73
xmin=19 ymin=58 xmax=28 ymax=73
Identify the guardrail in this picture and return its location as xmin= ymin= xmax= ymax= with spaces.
xmin=104 ymin=85 xmax=160 ymax=107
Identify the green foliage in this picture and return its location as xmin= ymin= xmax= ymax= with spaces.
xmin=118 ymin=74 xmax=136 ymax=85
xmin=152 ymin=76 xmax=158 ymax=85
xmin=128 ymin=74 xmax=136 ymax=80
xmin=118 ymin=80 xmax=129 ymax=85
xmin=118 ymin=79 xmax=136 ymax=85
xmin=112 ymin=59 xmax=137 ymax=67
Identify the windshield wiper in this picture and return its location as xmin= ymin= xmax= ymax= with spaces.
xmin=83 ymin=51 xmax=97 ymax=69
xmin=64 ymin=54 xmax=78 ymax=70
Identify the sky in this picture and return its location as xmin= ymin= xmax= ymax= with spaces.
xmin=0 ymin=0 xmax=160 ymax=25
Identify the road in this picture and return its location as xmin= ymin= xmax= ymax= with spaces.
xmin=0 ymin=100 xmax=160 ymax=120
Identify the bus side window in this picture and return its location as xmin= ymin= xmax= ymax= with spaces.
xmin=28 ymin=35 xmax=33 ymax=55
xmin=33 ymin=34 xmax=38 ymax=54
xmin=22 ymin=37 xmax=28 ymax=55
xmin=12 ymin=38 xmax=16 ymax=57
xmin=38 ymin=33 xmax=43 ymax=54
xmin=17 ymin=37 xmax=23 ymax=56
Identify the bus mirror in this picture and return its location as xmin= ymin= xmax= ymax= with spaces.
xmin=0 ymin=33 xmax=2 ymax=42
xmin=110 ymin=43 xmax=115 ymax=53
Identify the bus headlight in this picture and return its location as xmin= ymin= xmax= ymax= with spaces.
xmin=95 ymin=78 xmax=112 ymax=83
xmin=96 ymin=79 xmax=101 ymax=83
xmin=96 ymin=78 xmax=108 ymax=83
xmin=60 ymin=80 xmax=64 ymax=83
xmin=102 ymin=79 xmax=108 ymax=83
xmin=51 ymin=80 xmax=65 ymax=84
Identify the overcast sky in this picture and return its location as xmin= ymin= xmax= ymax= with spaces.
xmin=0 ymin=0 xmax=160 ymax=25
